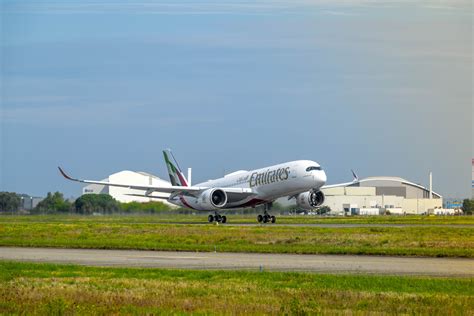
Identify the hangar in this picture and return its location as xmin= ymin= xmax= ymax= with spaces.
xmin=82 ymin=170 xmax=174 ymax=206
xmin=322 ymin=176 xmax=442 ymax=215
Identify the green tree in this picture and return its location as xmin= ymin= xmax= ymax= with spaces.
xmin=462 ymin=199 xmax=473 ymax=215
xmin=120 ymin=201 xmax=170 ymax=214
xmin=0 ymin=192 xmax=21 ymax=213
xmin=74 ymin=194 xmax=120 ymax=215
xmin=317 ymin=206 xmax=331 ymax=215
xmin=34 ymin=192 xmax=71 ymax=214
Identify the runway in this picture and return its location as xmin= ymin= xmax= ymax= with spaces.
xmin=8 ymin=219 xmax=472 ymax=228
xmin=1 ymin=247 xmax=472 ymax=276
xmin=217 ymin=223 xmax=473 ymax=228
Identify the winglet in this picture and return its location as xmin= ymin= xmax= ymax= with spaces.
xmin=351 ymin=169 xmax=359 ymax=182
xmin=58 ymin=166 xmax=76 ymax=181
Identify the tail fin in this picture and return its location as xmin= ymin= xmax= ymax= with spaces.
xmin=163 ymin=149 xmax=188 ymax=187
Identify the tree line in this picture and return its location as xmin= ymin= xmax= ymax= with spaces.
xmin=2 ymin=191 xmax=473 ymax=215
xmin=0 ymin=191 xmax=172 ymax=215
xmin=0 ymin=192 xmax=296 ymax=215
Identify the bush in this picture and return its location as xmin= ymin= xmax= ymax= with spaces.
xmin=0 ymin=192 xmax=21 ymax=213
xmin=462 ymin=199 xmax=473 ymax=215
xmin=120 ymin=201 xmax=170 ymax=214
xmin=318 ymin=206 xmax=331 ymax=214
xmin=74 ymin=194 xmax=120 ymax=215
xmin=34 ymin=192 xmax=71 ymax=214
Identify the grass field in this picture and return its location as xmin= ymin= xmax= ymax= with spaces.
xmin=2 ymin=214 xmax=473 ymax=225
xmin=1 ymin=216 xmax=473 ymax=257
xmin=0 ymin=261 xmax=472 ymax=315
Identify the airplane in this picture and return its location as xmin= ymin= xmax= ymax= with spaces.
xmin=58 ymin=149 xmax=359 ymax=224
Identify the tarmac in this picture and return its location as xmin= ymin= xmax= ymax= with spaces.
xmin=1 ymin=247 xmax=472 ymax=276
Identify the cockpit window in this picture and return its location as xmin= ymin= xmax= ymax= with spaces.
xmin=306 ymin=166 xmax=321 ymax=172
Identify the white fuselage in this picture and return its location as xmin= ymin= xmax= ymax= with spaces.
xmin=169 ymin=160 xmax=327 ymax=210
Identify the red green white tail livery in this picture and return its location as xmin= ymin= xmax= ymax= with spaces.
xmin=163 ymin=149 xmax=188 ymax=187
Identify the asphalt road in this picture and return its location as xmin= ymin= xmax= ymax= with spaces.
xmin=1 ymin=247 xmax=472 ymax=276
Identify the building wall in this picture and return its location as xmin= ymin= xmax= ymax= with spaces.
xmin=108 ymin=171 xmax=172 ymax=203
xmin=345 ymin=187 xmax=376 ymax=196
xmin=406 ymin=185 xmax=427 ymax=199
xmin=82 ymin=182 xmax=108 ymax=195
xmin=444 ymin=199 xmax=462 ymax=209
xmin=402 ymin=199 xmax=442 ymax=214
xmin=83 ymin=171 xmax=174 ymax=205
xmin=324 ymin=187 xmax=376 ymax=196
xmin=323 ymin=194 xmax=406 ymax=213
xmin=20 ymin=196 xmax=44 ymax=210
xmin=323 ymin=193 xmax=442 ymax=214
xmin=375 ymin=187 xmax=406 ymax=197
xmin=322 ymin=179 xmax=442 ymax=215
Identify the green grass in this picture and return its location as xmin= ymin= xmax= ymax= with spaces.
xmin=0 ymin=261 xmax=472 ymax=315
xmin=1 ymin=214 xmax=473 ymax=225
xmin=1 ymin=216 xmax=473 ymax=257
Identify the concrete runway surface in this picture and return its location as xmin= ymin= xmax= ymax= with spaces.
xmin=5 ymin=220 xmax=473 ymax=228
xmin=220 ymin=223 xmax=473 ymax=228
xmin=1 ymin=247 xmax=472 ymax=276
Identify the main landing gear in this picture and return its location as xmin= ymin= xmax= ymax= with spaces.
xmin=208 ymin=212 xmax=227 ymax=224
xmin=257 ymin=203 xmax=276 ymax=224
xmin=257 ymin=211 xmax=276 ymax=224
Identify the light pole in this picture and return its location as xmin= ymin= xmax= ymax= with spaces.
xmin=18 ymin=197 xmax=24 ymax=216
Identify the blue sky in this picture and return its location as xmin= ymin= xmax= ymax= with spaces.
xmin=1 ymin=0 xmax=472 ymax=198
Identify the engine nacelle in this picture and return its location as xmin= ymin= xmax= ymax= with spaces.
xmin=197 ymin=188 xmax=228 ymax=210
xmin=296 ymin=190 xmax=325 ymax=210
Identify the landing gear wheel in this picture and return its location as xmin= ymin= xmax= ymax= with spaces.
xmin=208 ymin=215 xmax=214 ymax=223
xmin=257 ymin=214 xmax=263 ymax=223
xmin=271 ymin=215 xmax=276 ymax=224
xmin=221 ymin=216 xmax=227 ymax=224
xmin=214 ymin=215 xmax=222 ymax=222
xmin=263 ymin=215 xmax=269 ymax=223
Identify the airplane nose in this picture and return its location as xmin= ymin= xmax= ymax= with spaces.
xmin=313 ymin=170 xmax=326 ymax=188
xmin=320 ymin=171 xmax=327 ymax=184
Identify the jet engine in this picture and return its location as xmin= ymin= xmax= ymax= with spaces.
xmin=198 ymin=188 xmax=228 ymax=210
xmin=296 ymin=190 xmax=325 ymax=210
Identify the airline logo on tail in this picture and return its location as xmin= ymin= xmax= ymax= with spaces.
xmin=163 ymin=150 xmax=188 ymax=187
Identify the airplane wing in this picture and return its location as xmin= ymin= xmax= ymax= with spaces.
xmin=321 ymin=170 xmax=360 ymax=189
xmin=58 ymin=167 xmax=254 ymax=197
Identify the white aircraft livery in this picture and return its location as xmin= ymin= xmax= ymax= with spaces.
xmin=59 ymin=149 xmax=359 ymax=224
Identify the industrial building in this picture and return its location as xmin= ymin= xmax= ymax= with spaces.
xmin=322 ymin=176 xmax=442 ymax=215
xmin=82 ymin=170 xmax=174 ymax=206
xmin=444 ymin=199 xmax=462 ymax=210
xmin=18 ymin=194 xmax=44 ymax=210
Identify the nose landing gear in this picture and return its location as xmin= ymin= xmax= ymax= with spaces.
xmin=208 ymin=212 xmax=227 ymax=224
